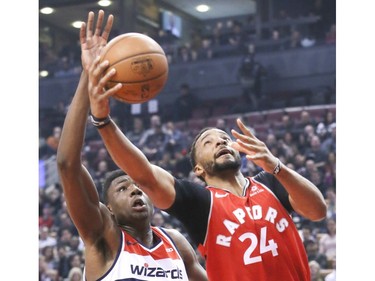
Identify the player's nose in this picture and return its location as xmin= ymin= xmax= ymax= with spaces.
xmin=130 ymin=185 xmax=143 ymax=196
xmin=216 ymin=137 xmax=228 ymax=146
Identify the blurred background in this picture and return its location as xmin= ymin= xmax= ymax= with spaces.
xmin=39 ymin=1 xmax=336 ymax=280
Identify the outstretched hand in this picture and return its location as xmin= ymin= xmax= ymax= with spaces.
xmin=80 ymin=10 xmax=113 ymax=72
xmin=79 ymin=10 xmax=121 ymax=119
xmin=230 ymin=118 xmax=278 ymax=174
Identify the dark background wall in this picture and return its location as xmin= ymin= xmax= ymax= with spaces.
xmin=39 ymin=44 xmax=335 ymax=108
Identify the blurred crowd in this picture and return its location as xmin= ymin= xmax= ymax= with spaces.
xmin=39 ymin=102 xmax=336 ymax=280
xmin=40 ymin=4 xmax=335 ymax=79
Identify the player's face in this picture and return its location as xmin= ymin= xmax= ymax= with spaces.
xmin=108 ymin=175 xmax=153 ymax=225
xmin=195 ymin=129 xmax=241 ymax=176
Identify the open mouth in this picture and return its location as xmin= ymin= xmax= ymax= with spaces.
xmin=215 ymin=148 xmax=232 ymax=158
xmin=132 ymin=198 xmax=146 ymax=210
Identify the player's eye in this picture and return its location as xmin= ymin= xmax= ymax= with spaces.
xmin=119 ymin=186 xmax=127 ymax=192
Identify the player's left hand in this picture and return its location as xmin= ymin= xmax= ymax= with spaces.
xmin=80 ymin=10 xmax=113 ymax=72
xmin=230 ymin=118 xmax=278 ymax=174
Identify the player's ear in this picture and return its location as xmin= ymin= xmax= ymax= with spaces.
xmin=107 ymin=204 xmax=114 ymax=215
xmin=194 ymin=164 xmax=205 ymax=179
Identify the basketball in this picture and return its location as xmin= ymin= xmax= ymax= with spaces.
xmin=100 ymin=32 xmax=169 ymax=104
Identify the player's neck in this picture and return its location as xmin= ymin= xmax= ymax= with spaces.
xmin=206 ymin=172 xmax=247 ymax=196
xmin=119 ymin=224 xmax=155 ymax=247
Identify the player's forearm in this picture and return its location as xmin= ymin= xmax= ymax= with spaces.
xmin=57 ymin=71 xmax=90 ymax=167
xmin=275 ymin=163 xmax=327 ymax=221
xmin=97 ymin=118 xmax=176 ymax=208
xmin=98 ymin=120 xmax=157 ymax=186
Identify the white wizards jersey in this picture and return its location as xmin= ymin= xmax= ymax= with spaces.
xmin=85 ymin=226 xmax=189 ymax=281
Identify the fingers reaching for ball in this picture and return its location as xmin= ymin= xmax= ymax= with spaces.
xmin=229 ymin=118 xmax=277 ymax=173
xmin=80 ymin=10 xmax=114 ymax=72
xmin=88 ymin=56 xmax=122 ymax=118
xmin=230 ymin=118 xmax=258 ymax=154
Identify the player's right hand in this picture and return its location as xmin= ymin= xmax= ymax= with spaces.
xmin=87 ymin=56 xmax=122 ymax=119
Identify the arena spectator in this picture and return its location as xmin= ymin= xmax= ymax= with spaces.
xmin=41 ymin=245 xmax=58 ymax=271
xmin=215 ymin=118 xmax=231 ymax=135
xmin=45 ymin=126 xmax=62 ymax=156
xmin=177 ymin=44 xmax=192 ymax=63
xmin=299 ymin=222 xmax=316 ymax=243
xmin=322 ymin=152 xmax=336 ymax=188
xmin=227 ymin=20 xmax=246 ymax=53
xmin=189 ymin=30 xmax=203 ymax=61
xmin=40 ymin=257 xmax=59 ymax=281
xmin=172 ymin=83 xmax=199 ymax=121
xmin=157 ymin=151 xmax=175 ymax=174
xmin=66 ymin=266 xmax=83 ymax=281
xmin=211 ymin=22 xmax=227 ymax=46
xmin=164 ymin=120 xmax=189 ymax=155
xmin=68 ymin=253 xmax=83 ymax=272
xmin=295 ymin=110 xmax=316 ymax=135
xmin=324 ymin=186 xmax=336 ymax=219
xmin=305 ymin=239 xmax=329 ymax=269
xmin=138 ymin=114 xmax=171 ymax=161
xmin=324 ymin=256 xmax=336 ymax=281
xmin=39 ymin=205 xmax=55 ymax=228
xmin=173 ymin=149 xmax=192 ymax=178
xmin=305 ymin=135 xmax=329 ymax=168
xmin=93 ymin=159 xmax=109 ymax=189
xmin=276 ymin=112 xmax=296 ymax=137
xmin=325 ymin=24 xmax=336 ymax=44
xmin=56 ymin=245 xmax=71 ymax=279
xmin=39 ymin=226 xmax=57 ymax=250
xmin=269 ymin=28 xmax=286 ymax=51
xmin=91 ymin=147 xmax=117 ymax=172
xmin=289 ymin=27 xmax=302 ymax=48
xmin=321 ymin=123 xmax=336 ymax=154
xmin=319 ymin=218 xmax=336 ymax=267
xmin=237 ymin=48 xmax=266 ymax=109
xmin=126 ymin=116 xmax=146 ymax=148
xmin=151 ymin=210 xmax=166 ymax=227
xmin=309 ymin=260 xmax=324 ymax=281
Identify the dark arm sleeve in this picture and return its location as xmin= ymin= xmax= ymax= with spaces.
xmin=164 ymin=178 xmax=211 ymax=246
xmin=253 ymin=171 xmax=294 ymax=213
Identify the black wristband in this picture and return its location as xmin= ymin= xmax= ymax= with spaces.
xmin=90 ymin=114 xmax=111 ymax=129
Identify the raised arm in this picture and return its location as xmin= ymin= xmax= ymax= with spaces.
xmin=230 ymin=118 xmax=327 ymax=221
xmin=56 ymin=10 xmax=117 ymax=242
xmin=86 ymin=53 xmax=176 ymax=210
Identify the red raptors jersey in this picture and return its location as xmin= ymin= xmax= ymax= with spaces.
xmin=84 ymin=227 xmax=189 ymax=281
xmin=198 ymin=177 xmax=310 ymax=281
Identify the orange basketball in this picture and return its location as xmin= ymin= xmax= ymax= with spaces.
xmin=100 ymin=32 xmax=169 ymax=104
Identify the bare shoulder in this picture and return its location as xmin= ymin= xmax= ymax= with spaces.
xmin=162 ymin=228 xmax=194 ymax=256
xmin=163 ymin=227 xmax=185 ymax=242
xmin=162 ymin=227 xmax=208 ymax=281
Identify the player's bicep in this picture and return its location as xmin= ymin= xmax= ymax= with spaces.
xmin=59 ymin=165 xmax=106 ymax=239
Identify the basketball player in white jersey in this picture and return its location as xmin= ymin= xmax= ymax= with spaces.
xmin=57 ymin=10 xmax=207 ymax=281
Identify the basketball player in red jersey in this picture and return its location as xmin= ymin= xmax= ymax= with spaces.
xmin=56 ymin=10 xmax=207 ymax=281
xmin=85 ymin=15 xmax=327 ymax=281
